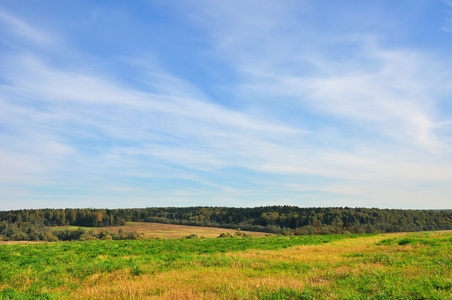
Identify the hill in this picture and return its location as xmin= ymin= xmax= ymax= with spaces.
xmin=1 ymin=206 xmax=452 ymax=241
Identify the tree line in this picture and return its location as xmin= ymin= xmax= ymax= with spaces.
xmin=1 ymin=206 xmax=451 ymax=241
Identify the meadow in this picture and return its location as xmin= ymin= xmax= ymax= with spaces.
xmin=49 ymin=222 xmax=267 ymax=239
xmin=0 ymin=231 xmax=451 ymax=299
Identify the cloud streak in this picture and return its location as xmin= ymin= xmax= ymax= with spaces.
xmin=1 ymin=1 xmax=452 ymax=209
xmin=0 ymin=9 xmax=53 ymax=44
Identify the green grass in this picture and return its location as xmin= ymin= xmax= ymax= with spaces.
xmin=50 ymin=226 xmax=102 ymax=231
xmin=0 ymin=231 xmax=451 ymax=299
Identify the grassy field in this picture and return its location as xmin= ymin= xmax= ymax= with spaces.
xmin=0 ymin=231 xmax=451 ymax=299
xmin=49 ymin=222 xmax=268 ymax=239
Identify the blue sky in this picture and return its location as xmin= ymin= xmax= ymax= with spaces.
xmin=1 ymin=1 xmax=452 ymax=210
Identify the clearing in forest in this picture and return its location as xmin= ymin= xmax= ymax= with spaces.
xmin=50 ymin=221 xmax=267 ymax=239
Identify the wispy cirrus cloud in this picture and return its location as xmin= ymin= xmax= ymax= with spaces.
xmin=199 ymin=4 xmax=452 ymax=154
xmin=1 ymin=1 xmax=452 ymax=209
xmin=442 ymin=0 xmax=452 ymax=33
xmin=173 ymin=1 xmax=452 ymax=207
xmin=0 ymin=8 xmax=54 ymax=45
xmin=0 ymin=51 xmax=307 ymax=203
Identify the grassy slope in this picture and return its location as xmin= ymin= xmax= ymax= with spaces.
xmin=0 ymin=231 xmax=451 ymax=299
xmin=49 ymin=222 xmax=268 ymax=239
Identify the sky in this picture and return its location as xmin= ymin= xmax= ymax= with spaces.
xmin=1 ymin=1 xmax=452 ymax=210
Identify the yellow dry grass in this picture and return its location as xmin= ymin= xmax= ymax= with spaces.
xmin=55 ymin=222 xmax=267 ymax=239
xmin=75 ymin=268 xmax=309 ymax=300
xmin=0 ymin=241 xmax=48 ymax=245
xmin=5 ymin=231 xmax=450 ymax=298
xmin=70 ymin=233 xmax=409 ymax=300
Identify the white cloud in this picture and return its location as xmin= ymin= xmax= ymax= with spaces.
xmin=0 ymin=53 xmax=306 ymax=191
xmin=443 ymin=0 xmax=452 ymax=33
xmin=233 ymin=38 xmax=452 ymax=151
xmin=0 ymin=8 xmax=53 ymax=44
xmin=1 ymin=1 xmax=452 ymax=209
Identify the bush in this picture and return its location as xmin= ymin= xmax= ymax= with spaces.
xmin=218 ymin=232 xmax=234 ymax=238
xmin=56 ymin=228 xmax=86 ymax=241
xmin=185 ymin=234 xmax=199 ymax=239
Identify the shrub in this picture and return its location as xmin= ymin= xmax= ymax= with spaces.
xmin=185 ymin=234 xmax=199 ymax=239
xmin=218 ymin=232 xmax=234 ymax=238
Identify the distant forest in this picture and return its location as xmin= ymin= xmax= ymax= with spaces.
xmin=1 ymin=206 xmax=452 ymax=241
